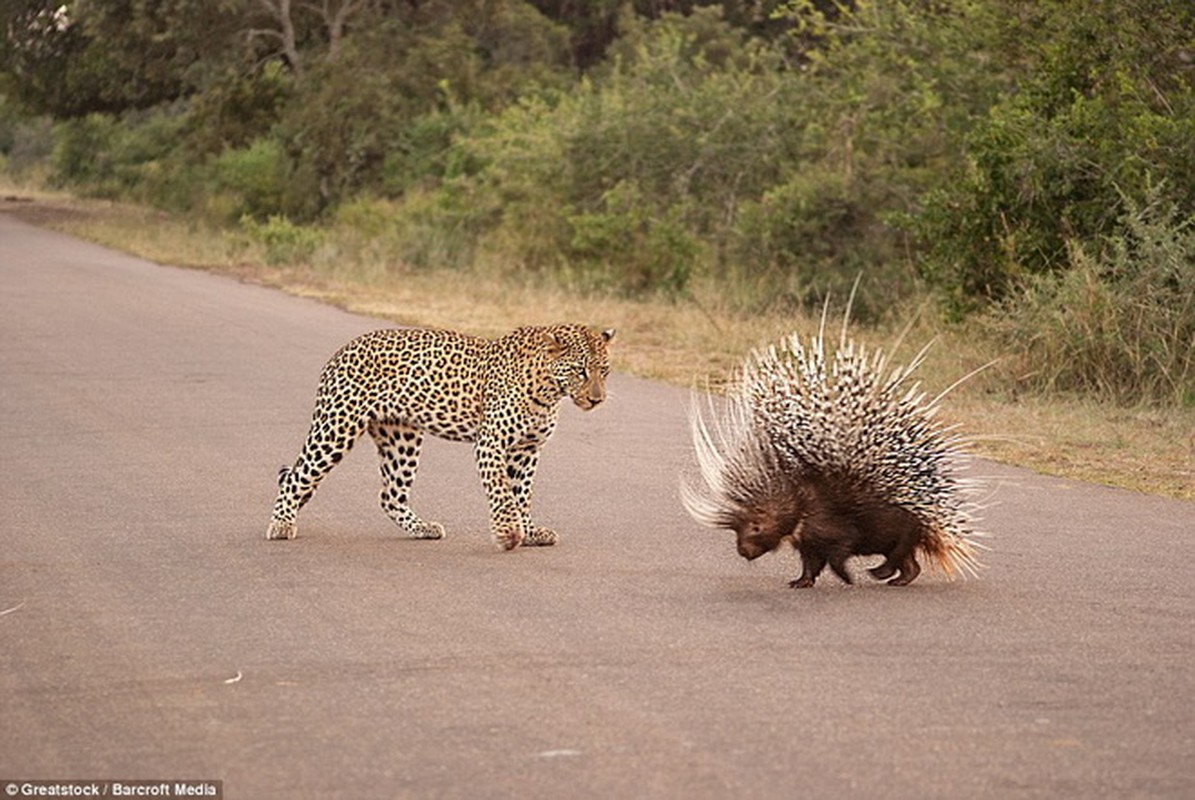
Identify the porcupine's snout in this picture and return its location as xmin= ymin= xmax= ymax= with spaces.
xmin=736 ymin=536 xmax=770 ymax=560
xmin=731 ymin=506 xmax=795 ymax=561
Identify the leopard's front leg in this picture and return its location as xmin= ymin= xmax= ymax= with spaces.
xmin=507 ymin=440 xmax=558 ymax=547
xmin=475 ymin=431 xmax=526 ymax=551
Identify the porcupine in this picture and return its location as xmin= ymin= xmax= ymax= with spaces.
xmin=680 ymin=309 xmax=985 ymax=588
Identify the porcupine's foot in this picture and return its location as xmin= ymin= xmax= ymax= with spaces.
xmin=521 ymin=525 xmax=559 ymax=547
xmin=828 ymin=556 xmax=854 ymax=585
xmin=790 ymin=551 xmax=826 ymax=588
xmin=869 ymin=560 xmax=898 ymax=581
xmin=887 ymin=555 xmax=922 ymax=586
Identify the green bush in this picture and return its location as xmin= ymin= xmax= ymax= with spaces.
xmin=914 ymin=1 xmax=1195 ymax=312
xmin=449 ymin=8 xmax=818 ymax=296
xmin=729 ymin=166 xmax=910 ymax=317
xmin=270 ymin=2 xmax=570 ymax=212
xmin=988 ymin=196 xmax=1195 ymax=406
xmin=325 ymin=194 xmax=481 ymax=277
xmin=445 ymin=4 xmax=998 ymax=308
xmin=48 ymin=107 xmax=196 ymax=204
xmin=185 ymin=62 xmax=293 ymax=157
xmin=240 ymin=214 xmax=324 ymax=266
xmin=0 ymin=113 xmax=53 ymax=177
xmin=208 ymin=138 xmax=319 ymax=222
xmin=51 ymin=113 xmax=121 ymax=195
xmin=389 ymin=180 xmax=494 ymax=270
xmin=566 ymin=180 xmax=700 ymax=295
xmin=0 ymin=94 xmax=19 ymax=156
xmin=211 ymin=139 xmax=289 ymax=220
xmin=273 ymin=53 xmax=408 ymax=212
xmin=380 ymin=104 xmax=485 ymax=197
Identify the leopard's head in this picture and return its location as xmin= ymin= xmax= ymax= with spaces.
xmin=543 ymin=325 xmax=615 ymax=411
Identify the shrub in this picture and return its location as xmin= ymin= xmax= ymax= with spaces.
xmin=914 ymin=1 xmax=1195 ymax=312
xmin=0 ymin=114 xmax=53 ymax=177
xmin=240 ymin=214 xmax=324 ymax=266
xmin=451 ymin=8 xmax=809 ymax=296
xmin=380 ymin=104 xmax=485 ymax=197
xmin=211 ymin=138 xmax=317 ymax=221
xmin=566 ymin=180 xmax=700 ymax=295
xmin=988 ymin=195 xmax=1195 ymax=406
xmin=48 ymin=106 xmax=198 ymax=206
xmin=389 ymin=180 xmax=494 ymax=270
xmin=446 ymin=4 xmax=994 ymax=308
xmin=185 ymin=62 xmax=293 ymax=157
xmin=213 ymin=139 xmax=287 ymax=219
xmin=729 ymin=166 xmax=910 ymax=318
xmin=50 ymin=113 xmax=121 ymax=195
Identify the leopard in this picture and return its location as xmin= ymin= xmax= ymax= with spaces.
xmin=266 ymin=323 xmax=615 ymax=550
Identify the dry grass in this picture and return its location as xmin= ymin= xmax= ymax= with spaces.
xmin=3 ymin=186 xmax=1191 ymax=501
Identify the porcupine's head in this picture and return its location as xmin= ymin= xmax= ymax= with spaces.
xmin=680 ymin=381 xmax=804 ymax=561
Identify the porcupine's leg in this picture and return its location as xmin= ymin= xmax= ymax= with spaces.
xmin=790 ymin=543 xmax=829 ymax=588
xmin=884 ymin=518 xmax=924 ymax=585
xmin=868 ymin=511 xmax=923 ymax=585
xmin=827 ymin=552 xmax=854 ymax=585
xmin=869 ymin=559 xmax=899 ymax=581
xmin=869 ymin=537 xmax=908 ymax=580
xmin=368 ymin=420 xmax=445 ymax=539
xmin=789 ymin=555 xmax=821 ymax=588
xmin=791 ymin=514 xmax=856 ymax=587
xmin=887 ymin=553 xmax=921 ymax=586
xmin=870 ymin=550 xmax=922 ymax=584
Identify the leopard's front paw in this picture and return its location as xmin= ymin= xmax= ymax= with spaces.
xmin=521 ymin=526 xmax=558 ymax=547
xmin=266 ymin=519 xmax=297 ymax=540
xmin=494 ymin=526 xmax=525 ymax=551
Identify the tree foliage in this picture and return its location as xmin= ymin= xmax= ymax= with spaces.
xmin=915 ymin=0 xmax=1195 ymax=312
xmin=2 ymin=0 xmax=1193 ymax=402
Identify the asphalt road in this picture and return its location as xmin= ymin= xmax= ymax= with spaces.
xmin=1 ymin=212 xmax=1192 ymax=799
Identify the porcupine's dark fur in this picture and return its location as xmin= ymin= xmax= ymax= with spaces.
xmin=681 ymin=311 xmax=985 ymax=588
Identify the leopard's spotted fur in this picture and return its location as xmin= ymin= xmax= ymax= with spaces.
xmin=266 ymin=324 xmax=614 ymax=549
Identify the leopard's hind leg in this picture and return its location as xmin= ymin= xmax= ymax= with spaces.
xmin=369 ymin=420 xmax=445 ymax=540
xmin=267 ymin=409 xmax=366 ymax=540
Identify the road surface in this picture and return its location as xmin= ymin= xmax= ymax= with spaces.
xmin=1 ymin=212 xmax=1192 ymax=798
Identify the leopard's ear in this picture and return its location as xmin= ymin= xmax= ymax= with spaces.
xmin=600 ymin=328 xmax=616 ymax=344
xmin=541 ymin=330 xmax=567 ymax=357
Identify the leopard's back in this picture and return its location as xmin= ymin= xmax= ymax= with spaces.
xmin=317 ymin=327 xmax=488 ymax=442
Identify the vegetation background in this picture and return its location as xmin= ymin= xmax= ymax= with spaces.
xmin=1 ymin=0 xmax=1192 ymax=496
